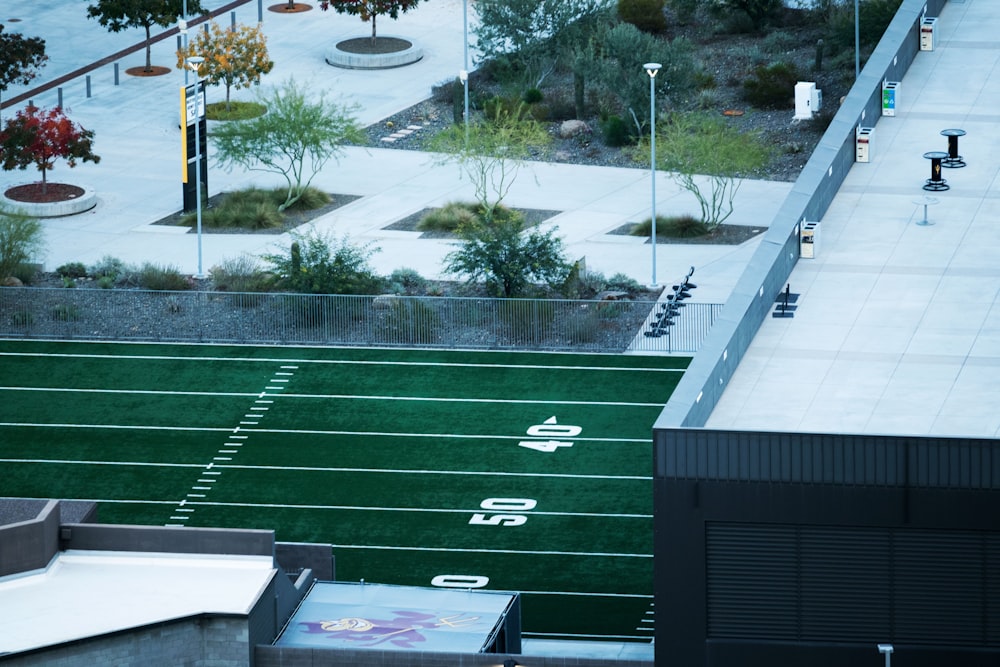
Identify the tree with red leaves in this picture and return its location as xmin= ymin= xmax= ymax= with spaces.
xmin=320 ymin=0 xmax=422 ymax=44
xmin=0 ymin=106 xmax=101 ymax=195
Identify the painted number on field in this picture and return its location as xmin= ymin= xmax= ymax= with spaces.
xmin=431 ymin=574 xmax=490 ymax=589
xmin=468 ymin=497 xmax=537 ymax=527
xmin=519 ymin=416 xmax=581 ymax=452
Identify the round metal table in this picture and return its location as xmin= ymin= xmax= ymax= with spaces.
xmin=922 ymin=151 xmax=950 ymax=191
xmin=940 ymin=128 xmax=966 ymax=168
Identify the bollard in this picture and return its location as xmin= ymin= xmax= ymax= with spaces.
xmin=115 ymin=63 xmax=119 ymax=85
xmin=177 ymin=35 xmax=182 ymax=50
xmin=58 ymin=87 xmax=63 ymax=108
xmin=258 ymin=0 xmax=263 ymax=22
xmin=231 ymin=11 xmax=236 ymax=29
xmin=86 ymin=75 xmax=92 ymax=98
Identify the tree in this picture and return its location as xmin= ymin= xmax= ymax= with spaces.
xmin=87 ymin=0 xmax=206 ymax=72
xmin=428 ymin=105 xmax=551 ymax=223
xmin=319 ymin=0 xmax=421 ymax=44
xmin=444 ymin=212 xmax=570 ymax=298
xmin=589 ymin=21 xmax=696 ymax=135
xmin=649 ymin=112 xmax=771 ymax=230
xmin=474 ymin=0 xmax=613 ymax=89
xmin=0 ymin=105 xmax=100 ymax=195
xmin=210 ymin=78 xmax=362 ymax=211
xmin=176 ymin=21 xmax=274 ymax=111
xmin=0 ymin=25 xmax=48 ymax=119
xmin=0 ymin=209 xmax=44 ymax=281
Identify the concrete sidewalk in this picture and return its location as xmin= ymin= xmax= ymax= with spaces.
xmin=1 ymin=0 xmax=788 ymax=302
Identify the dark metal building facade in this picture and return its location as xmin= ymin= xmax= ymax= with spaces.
xmin=653 ymin=429 xmax=1000 ymax=666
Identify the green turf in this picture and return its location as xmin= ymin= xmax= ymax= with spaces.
xmin=0 ymin=339 xmax=687 ymax=642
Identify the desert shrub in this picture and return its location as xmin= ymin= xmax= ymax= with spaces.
xmin=743 ymin=61 xmax=800 ymax=108
xmin=204 ymin=101 xmax=267 ymax=122
xmin=668 ymin=0 xmax=699 ymax=24
xmin=0 ymin=209 xmax=44 ymax=281
xmin=564 ymin=308 xmax=601 ymax=343
xmin=263 ymin=229 xmax=383 ymax=295
xmin=137 ymin=263 xmax=192 ymax=291
xmin=180 ymin=187 xmax=329 ymax=230
xmin=706 ymin=0 xmax=782 ymax=31
xmin=61 ymin=276 xmax=76 ymax=288
xmin=52 ymin=304 xmax=80 ymax=321
xmin=11 ymin=263 xmax=39 ymax=284
xmin=498 ymin=298 xmax=557 ymax=343
xmin=605 ymin=272 xmax=644 ymax=296
xmin=96 ymin=276 xmax=115 ymax=289
xmin=760 ymin=30 xmax=798 ymax=55
xmin=56 ymin=262 xmax=88 ymax=279
xmin=383 ymin=299 xmax=440 ymax=343
xmin=11 ymin=309 xmax=34 ymax=326
xmin=696 ymin=89 xmax=721 ymax=110
xmin=522 ymin=87 xmax=543 ymax=104
xmin=210 ymin=255 xmax=273 ymax=292
xmin=600 ymin=114 xmax=633 ymax=147
xmin=632 ymin=214 xmax=709 ymax=238
xmin=540 ymin=93 xmax=577 ymax=122
xmin=388 ymin=268 xmax=428 ymax=295
xmin=417 ymin=202 xmax=480 ymax=233
xmin=823 ymin=0 xmax=903 ymax=55
xmin=483 ymin=95 xmax=530 ymax=122
xmin=90 ymin=255 xmax=127 ymax=281
xmin=618 ymin=0 xmax=667 ymax=33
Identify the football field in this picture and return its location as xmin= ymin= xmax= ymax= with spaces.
xmin=0 ymin=339 xmax=688 ymax=641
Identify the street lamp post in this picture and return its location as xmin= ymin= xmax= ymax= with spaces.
xmin=186 ymin=56 xmax=205 ymax=279
xmin=644 ymin=63 xmax=661 ymax=288
xmin=854 ymin=0 xmax=860 ymax=79
xmin=462 ymin=0 xmax=470 ymax=142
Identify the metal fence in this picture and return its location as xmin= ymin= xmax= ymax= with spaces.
xmin=0 ymin=287 xmax=722 ymax=353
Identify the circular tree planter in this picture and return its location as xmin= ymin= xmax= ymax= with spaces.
xmin=2 ymin=183 xmax=97 ymax=217
xmin=325 ymin=35 xmax=422 ymax=70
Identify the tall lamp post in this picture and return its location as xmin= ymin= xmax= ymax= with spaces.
xmin=186 ymin=56 xmax=205 ymax=279
xmin=462 ymin=0 xmax=470 ymax=142
xmin=644 ymin=63 xmax=661 ymax=288
xmin=854 ymin=0 xmax=860 ymax=79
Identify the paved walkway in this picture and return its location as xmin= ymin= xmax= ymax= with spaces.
xmin=1 ymin=0 xmax=787 ymax=307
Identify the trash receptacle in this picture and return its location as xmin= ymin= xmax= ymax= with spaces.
xmin=920 ymin=17 xmax=937 ymax=51
xmin=882 ymin=81 xmax=899 ymax=116
xmin=800 ymin=222 xmax=819 ymax=259
xmin=856 ymin=127 xmax=873 ymax=163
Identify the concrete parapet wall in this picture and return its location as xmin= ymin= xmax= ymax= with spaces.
xmin=62 ymin=522 xmax=275 ymax=556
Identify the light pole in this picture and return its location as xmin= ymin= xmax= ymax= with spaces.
xmin=462 ymin=0 xmax=470 ymax=142
xmin=644 ymin=63 xmax=661 ymax=288
xmin=854 ymin=0 xmax=860 ymax=79
xmin=186 ymin=56 xmax=205 ymax=279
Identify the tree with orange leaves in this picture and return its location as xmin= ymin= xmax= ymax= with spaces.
xmin=177 ymin=21 xmax=274 ymax=112
xmin=0 ymin=106 xmax=100 ymax=195
xmin=320 ymin=0 xmax=422 ymax=45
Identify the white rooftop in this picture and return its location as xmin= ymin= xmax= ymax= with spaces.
xmin=0 ymin=550 xmax=276 ymax=655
